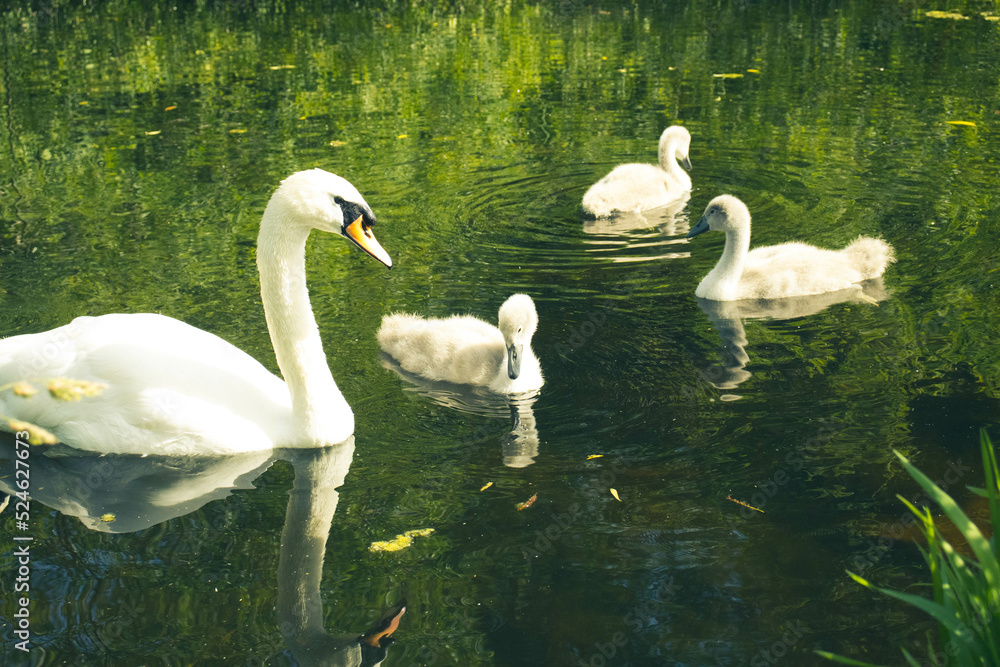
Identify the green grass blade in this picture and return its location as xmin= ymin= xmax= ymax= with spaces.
xmin=893 ymin=450 xmax=1000 ymax=591
xmin=981 ymin=431 xmax=1000 ymax=553
xmin=847 ymin=571 xmax=968 ymax=638
xmin=814 ymin=650 xmax=886 ymax=666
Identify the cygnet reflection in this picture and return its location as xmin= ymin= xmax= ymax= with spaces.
xmin=380 ymin=352 xmax=541 ymax=467
xmin=695 ymin=278 xmax=890 ymax=391
xmin=582 ymin=195 xmax=692 ymax=264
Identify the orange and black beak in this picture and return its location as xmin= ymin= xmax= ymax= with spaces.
xmin=360 ymin=600 xmax=406 ymax=648
xmin=344 ymin=215 xmax=393 ymax=269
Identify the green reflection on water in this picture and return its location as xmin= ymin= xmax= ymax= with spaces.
xmin=1 ymin=0 xmax=1000 ymax=665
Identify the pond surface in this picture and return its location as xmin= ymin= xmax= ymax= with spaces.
xmin=2 ymin=1 xmax=1000 ymax=665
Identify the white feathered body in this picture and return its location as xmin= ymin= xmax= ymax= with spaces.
xmin=0 ymin=313 xmax=295 ymax=455
xmin=0 ymin=169 xmax=391 ymax=455
xmin=690 ymin=195 xmax=895 ymax=302
xmin=697 ymin=237 xmax=895 ymax=301
xmin=582 ymin=125 xmax=692 ymax=217
xmin=582 ymin=162 xmax=692 ymax=218
xmin=377 ymin=313 xmax=543 ymax=395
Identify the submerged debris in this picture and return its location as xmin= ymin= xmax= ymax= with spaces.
xmin=726 ymin=494 xmax=764 ymax=513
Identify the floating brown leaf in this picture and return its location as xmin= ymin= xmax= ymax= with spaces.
xmin=516 ymin=493 xmax=538 ymax=511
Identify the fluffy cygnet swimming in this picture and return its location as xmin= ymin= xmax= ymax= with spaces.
xmin=582 ymin=125 xmax=692 ymax=217
xmin=377 ymin=294 xmax=543 ymax=395
xmin=687 ymin=195 xmax=895 ymax=301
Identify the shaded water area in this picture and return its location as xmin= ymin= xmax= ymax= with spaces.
xmin=2 ymin=0 xmax=1000 ymax=664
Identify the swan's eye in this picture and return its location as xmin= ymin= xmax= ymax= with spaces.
xmin=518 ymin=327 xmax=522 ymax=333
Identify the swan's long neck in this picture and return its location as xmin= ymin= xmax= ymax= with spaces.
xmin=709 ymin=224 xmax=751 ymax=295
xmin=658 ymin=138 xmax=690 ymax=186
xmin=258 ymin=205 xmax=353 ymax=445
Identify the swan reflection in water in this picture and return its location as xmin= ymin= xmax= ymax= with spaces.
xmin=695 ymin=278 xmax=890 ymax=392
xmin=0 ymin=436 xmax=404 ymax=666
xmin=380 ymin=352 xmax=541 ymax=468
xmin=582 ymin=194 xmax=692 ymax=264
xmin=278 ymin=443 xmax=406 ymax=667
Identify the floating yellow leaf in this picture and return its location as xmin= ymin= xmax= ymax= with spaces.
xmin=144 ymin=130 xmax=161 ymax=136
xmin=7 ymin=419 xmax=57 ymax=445
xmin=79 ymin=101 xmax=89 ymax=106
xmin=329 ymin=140 xmax=347 ymax=147
xmin=946 ymin=120 xmax=976 ymax=127
xmin=925 ymin=10 xmax=968 ymax=20
xmin=164 ymin=106 xmax=177 ymax=111
xmin=480 ymin=481 xmax=493 ymax=492
xmin=586 ymin=454 xmax=604 ymax=460
xmin=229 ymin=128 xmax=248 ymax=134
xmin=100 ymin=513 xmax=116 ymax=522
xmin=47 ymin=378 xmax=106 ymax=402
xmin=747 ymin=68 xmax=761 ymax=74
xmin=11 ymin=382 xmax=38 ymax=397
xmin=369 ymin=535 xmax=412 ymax=552
xmin=397 ymin=134 xmax=408 ymax=139
xmin=516 ymin=493 xmax=538 ymax=511
xmin=610 ymin=488 xmax=621 ymax=502
xmin=713 ymin=73 xmax=744 ymax=79
xmin=983 ymin=13 xmax=1000 ymax=22
xmin=269 ymin=64 xmax=296 ymax=70
xmin=369 ymin=528 xmax=434 ymax=553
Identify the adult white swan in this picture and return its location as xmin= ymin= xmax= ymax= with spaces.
xmin=0 ymin=169 xmax=392 ymax=455
xmin=687 ymin=195 xmax=894 ymax=301
xmin=581 ymin=125 xmax=692 ymax=217
xmin=377 ymin=294 xmax=543 ymax=395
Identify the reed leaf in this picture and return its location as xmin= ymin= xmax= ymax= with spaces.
xmin=820 ymin=431 xmax=1000 ymax=665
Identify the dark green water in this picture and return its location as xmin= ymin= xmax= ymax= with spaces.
xmin=2 ymin=1 xmax=1000 ymax=664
